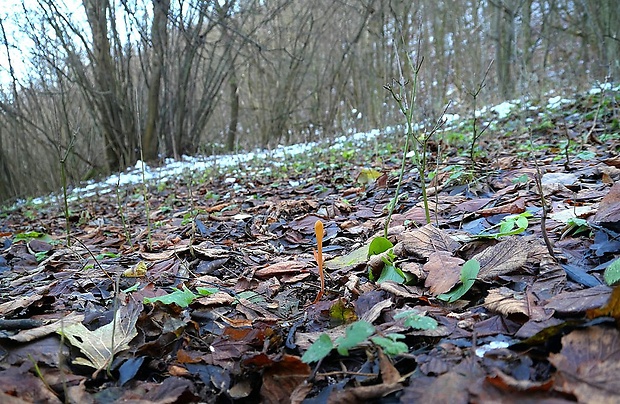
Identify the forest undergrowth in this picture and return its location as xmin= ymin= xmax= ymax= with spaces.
xmin=0 ymin=87 xmax=619 ymax=403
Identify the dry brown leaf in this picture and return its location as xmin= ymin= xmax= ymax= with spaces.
xmin=10 ymin=312 xmax=84 ymax=342
xmin=483 ymin=287 xmax=528 ymax=317
xmin=593 ymin=182 xmax=620 ymax=227
xmin=474 ymin=238 xmax=529 ymax=281
xmin=361 ymin=298 xmax=393 ymax=324
xmin=549 ymin=326 xmax=620 ymax=403
xmin=378 ymin=349 xmax=401 ymax=384
xmin=424 ymin=251 xmax=464 ymax=295
xmin=0 ymin=293 xmax=46 ymax=317
xmin=194 ymin=292 xmax=235 ymax=307
xmin=393 ymin=224 xmax=460 ymax=259
xmin=254 ymin=261 xmax=308 ymax=278
xmin=260 ymin=355 xmax=311 ymax=404
xmin=545 ymin=285 xmax=612 ymax=314
xmin=379 ymin=281 xmax=426 ymax=299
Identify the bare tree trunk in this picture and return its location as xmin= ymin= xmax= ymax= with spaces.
xmin=227 ymin=68 xmax=239 ymax=151
xmin=82 ymin=0 xmax=135 ymax=171
xmin=143 ymin=0 xmax=170 ymax=161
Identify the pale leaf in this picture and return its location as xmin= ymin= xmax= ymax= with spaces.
xmin=58 ymin=301 xmax=141 ymax=371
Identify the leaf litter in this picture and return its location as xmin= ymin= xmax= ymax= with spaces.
xmin=0 ymin=88 xmax=619 ymax=402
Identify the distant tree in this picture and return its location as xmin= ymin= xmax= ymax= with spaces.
xmin=142 ymin=0 xmax=170 ymax=161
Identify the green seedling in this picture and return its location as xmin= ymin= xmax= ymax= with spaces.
xmin=604 ymin=258 xmax=620 ymax=286
xmin=35 ymin=251 xmax=49 ymax=262
xmin=370 ymin=334 xmax=409 ymax=356
xmin=394 ymin=310 xmax=439 ymax=330
xmin=511 ymin=174 xmax=529 ymax=184
xmin=438 ymin=259 xmax=480 ymax=302
xmin=143 ymin=286 xmax=197 ymax=308
xmin=302 ymin=312 xmax=439 ymax=363
xmin=95 ymin=252 xmax=120 ymax=260
xmin=367 ymin=237 xmax=406 ymax=284
xmin=476 ymin=211 xmax=532 ymax=239
xmin=560 ymin=217 xmax=591 ymax=239
xmin=14 ymin=231 xmax=53 ymax=243
xmin=334 ymin=320 xmax=375 ymax=355
xmin=144 ymin=286 xmax=217 ymax=308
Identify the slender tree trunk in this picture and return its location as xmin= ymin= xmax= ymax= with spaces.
xmin=227 ymin=68 xmax=239 ymax=151
xmin=143 ymin=0 xmax=170 ymax=161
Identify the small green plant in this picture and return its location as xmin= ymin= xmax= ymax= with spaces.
xmin=560 ymin=217 xmax=592 ymax=239
xmin=95 ymin=252 xmax=119 ymax=260
xmin=476 ymin=212 xmax=532 ymax=239
xmin=367 ymin=236 xmax=407 ymax=284
xmin=438 ymin=259 xmax=480 ymax=302
xmin=34 ymin=251 xmax=49 ymax=262
xmin=301 ymin=311 xmax=438 ymax=363
xmin=604 ymin=258 xmax=620 ymax=286
xmin=142 ymin=285 xmax=217 ymax=308
xmin=14 ymin=231 xmax=53 ymax=243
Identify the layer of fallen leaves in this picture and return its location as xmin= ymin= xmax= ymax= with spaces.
xmin=0 ymin=90 xmax=619 ymax=403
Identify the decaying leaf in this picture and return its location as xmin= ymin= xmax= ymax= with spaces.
xmin=545 ymin=285 xmax=612 ymax=314
xmin=10 ymin=312 xmax=84 ymax=343
xmin=474 ymin=238 xmax=529 ymax=281
xmin=483 ymin=287 xmax=528 ymax=317
xmin=592 ymin=182 xmax=620 ymax=230
xmin=424 ymin=251 xmax=464 ymax=295
xmin=254 ymin=261 xmax=308 ymax=278
xmin=549 ymin=326 xmax=620 ymax=403
xmin=58 ymin=300 xmax=141 ymax=372
xmin=393 ymin=224 xmax=460 ymax=260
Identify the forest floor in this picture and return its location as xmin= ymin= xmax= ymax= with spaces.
xmin=1 ymin=86 xmax=620 ymax=403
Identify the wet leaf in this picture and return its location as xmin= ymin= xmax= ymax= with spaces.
xmin=549 ymin=326 xmax=620 ymax=402
xmin=393 ymin=224 xmax=460 ymax=259
xmin=329 ymin=298 xmax=357 ymax=324
xmin=474 ymin=238 xmax=528 ymax=281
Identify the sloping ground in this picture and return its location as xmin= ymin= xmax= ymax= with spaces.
xmin=0 ymin=87 xmax=619 ymax=403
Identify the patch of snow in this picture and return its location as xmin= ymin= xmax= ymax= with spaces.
xmin=547 ymin=96 xmax=573 ymax=109
xmin=442 ymin=113 xmax=460 ymax=124
xmin=491 ymin=101 xmax=515 ymax=119
xmin=475 ymin=340 xmax=510 ymax=357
